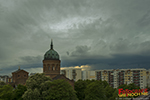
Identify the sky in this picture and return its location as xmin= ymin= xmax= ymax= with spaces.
xmin=0 ymin=0 xmax=150 ymax=75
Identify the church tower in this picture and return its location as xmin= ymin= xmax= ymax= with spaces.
xmin=43 ymin=39 xmax=61 ymax=78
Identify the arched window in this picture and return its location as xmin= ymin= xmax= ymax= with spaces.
xmin=55 ymin=66 xmax=57 ymax=70
xmin=52 ymin=66 xmax=55 ymax=70
xmin=48 ymin=66 xmax=50 ymax=70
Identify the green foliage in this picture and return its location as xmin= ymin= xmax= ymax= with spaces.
xmin=23 ymin=73 xmax=77 ymax=100
xmin=25 ymin=73 xmax=51 ymax=90
xmin=105 ymin=85 xmax=118 ymax=100
xmin=118 ymin=83 xmax=140 ymax=90
xmin=22 ymin=88 xmax=41 ymax=100
xmin=12 ymin=84 xmax=27 ymax=100
xmin=22 ymin=73 xmax=52 ymax=100
xmin=0 ymin=84 xmax=13 ymax=100
xmin=84 ymin=81 xmax=106 ymax=100
xmin=75 ymin=79 xmax=87 ymax=100
xmin=75 ymin=79 xmax=99 ymax=100
xmin=127 ymin=83 xmax=140 ymax=90
xmin=0 ymin=81 xmax=6 ymax=88
xmin=75 ymin=79 xmax=118 ymax=100
xmin=118 ymin=84 xmax=128 ymax=90
xmin=102 ymin=80 xmax=109 ymax=88
xmin=46 ymin=79 xmax=78 ymax=100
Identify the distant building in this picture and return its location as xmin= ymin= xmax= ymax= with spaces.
xmin=60 ymin=68 xmax=82 ymax=81
xmin=95 ymin=68 xmax=150 ymax=89
xmin=0 ymin=75 xmax=9 ymax=83
xmin=12 ymin=67 xmax=29 ymax=85
xmin=147 ymin=69 xmax=150 ymax=87
xmin=7 ymin=76 xmax=13 ymax=83
xmin=82 ymin=70 xmax=96 ymax=80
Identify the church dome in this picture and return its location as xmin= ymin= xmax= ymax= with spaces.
xmin=44 ymin=40 xmax=59 ymax=60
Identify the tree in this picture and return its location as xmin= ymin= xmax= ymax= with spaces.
xmin=22 ymin=73 xmax=78 ymax=100
xmin=0 ymin=84 xmax=13 ymax=100
xmin=105 ymin=85 xmax=118 ymax=100
xmin=46 ymin=79 xmax=78 ymax=100
xmin=127 ymin=83 xmax=140 ymax=90
xmin=102 ymin=80 xmax=109 ymax=88
xmin=0 ymin=81 xmax=6 ymax=88
xmin=84 ymin=81 xmax=106 ymax=100
xmin=75 ymin=79 xmax=87 ymax=100
xmin=12 ymin=84 xmax=27 ymax=100
xmin=118 ymin=84 xmax=128 ymax=90
xmin=22 ymin=73 xmax=52 ymax=100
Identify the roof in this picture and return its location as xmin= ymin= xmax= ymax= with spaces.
xmin=12 ymin=69 xmax=29 ymax=74
xmin=44 ymin=39 xmax=60 ymax=60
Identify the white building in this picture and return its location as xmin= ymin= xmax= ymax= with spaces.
xmin=60 ymin=68 xmax=82 ymax=81
xmin=82 ymin=70 xmax=96 ymax=80
xmin=0 ymin=75 xmax=9 ymax=83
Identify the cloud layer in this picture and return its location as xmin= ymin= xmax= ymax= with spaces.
xmin=0 ymin=0 xmax=150 ymax=75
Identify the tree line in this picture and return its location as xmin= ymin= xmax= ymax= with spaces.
xmin=0 ymin=73 xmax=144 ymax=100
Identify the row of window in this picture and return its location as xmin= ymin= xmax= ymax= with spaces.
xmin=18 ymin=75 xmax=26 ymax=77
xmin=47 ymin=66 xmax=58 ymax=70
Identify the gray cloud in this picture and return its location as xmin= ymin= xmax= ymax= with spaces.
xmin=0 ymin=0 xmax=150 ymax=75
xmin=71 ymin=45 xmax=91 ymax=56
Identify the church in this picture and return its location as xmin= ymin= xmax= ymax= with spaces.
xmin=11 ymin=39 xmax=74 ymax=88
xmin=43 ymin=39 xmax=74 ymax=87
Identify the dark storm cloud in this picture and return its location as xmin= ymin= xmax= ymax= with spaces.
xmin=20 ymin=55 xmax=42 ymax=64
xmin=66 ymin=51 xmax=69 ymax=55
xmin=137 ymin=10 xmax=150 ymax=27
xmin=0 ymin=0 xmax=150 ymax=74
xmin=0 ymin=55 xmax=43 ymax=75
xmin=71 ymin=45 xmax=91 ymax=56
xmin=61 ymin=54 xmax=150 ymax=70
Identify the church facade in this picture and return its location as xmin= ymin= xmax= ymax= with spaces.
xmin=43 ymin=40 xmax=74 ymax=88
xmin=43 ymin=40 xmax=60 ymax=78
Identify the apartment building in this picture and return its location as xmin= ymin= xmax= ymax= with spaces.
xmin=147 ymin=69 xmax=150 ymax=87
xmin=60 ymin=67 xmax=150 ymax=88
xmin=95 ymin=68 xmax=150 ymax=89
xmin=82 ymin=70 xmax=96 ymax=80
xmin=96 ymin=69 xmax=118 ymax=88
xmin=60 ymin=68 xmax=82 ymax=81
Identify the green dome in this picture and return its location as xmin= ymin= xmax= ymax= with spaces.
xmin=44 ymin=40 xmax=59 ymax=60
xmin=44 ymin=49 xmax=59 ymax=60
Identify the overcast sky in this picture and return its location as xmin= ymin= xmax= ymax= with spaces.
xmin=0 ymin=0 xmax=150 ymax=75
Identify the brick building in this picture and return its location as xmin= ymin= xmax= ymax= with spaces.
xmin=12 ymin=67 xmax=29 ymax=85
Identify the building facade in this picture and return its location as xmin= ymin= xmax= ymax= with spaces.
xmin=82 ymin=70 xmax=96 ymax=80
xmin=95 ymin=68 xmax=150 ymax=89
xmin=0 ymin=75 xmax=9 ymax=83
xmin=12 ymin=68 xmax=29 ymax=85
xmin=61 ymin=68 xmax=82 ymax=81
xmin=43 ymin=40 xmax=74 ymax=88
xmin=43 ymin=40 xmax=60 ymax=78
